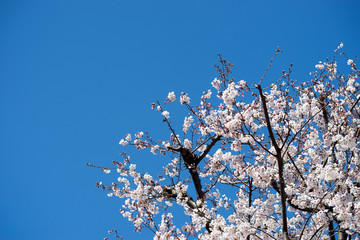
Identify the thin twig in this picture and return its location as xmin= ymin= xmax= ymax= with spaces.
xmin=258 ymin=47 xmax=282 ymax=85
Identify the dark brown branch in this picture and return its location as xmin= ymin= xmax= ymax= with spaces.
xmin=350 ymin=95 xmax=360 ymax=113
xmin=309 ymin=225 xmax=325 ymax=240
xmin=167 ymin=146 xmax=205 ymax=200
xmin=165 ymin=136 xmax=223 ymax=232
xmin=195 ymin=135 xmax=222 ymax=166
xmin=319 ymin=94 xmax=329 ymax=129
xmin=156 ymin=100 xmax=182 ymax=145
xmin=162 ymin=186 xmax=212 ymax=233
xmin=287 ymin=153 xmax=306 ymax=183
xmin=258 ymin=47 xmax=282 ymax=85
xmin=189 ymin=167 xmax=204 ymax=200
xmin=270 ymin=179 xmax=315 ymax=213
xmin=280 ymin=128 xmax=291 ymax=151
xmin=242 ymin=125 xmax=277 ymax=157
xmin=338 ymin=230 xmax=348 ymax=240
xmin=256 ymin=85 xmax=281 ymax=153
xmin=298 ymin=192 xmax=330 ymax=240
xmin=162 ymin=186 xmax=198 ymax=209
xmin=282 ymin=105 xmax=325 ymax=159
xmin=257 ymin=84 xmax=289 ymax=240
xmin=247 ymin=178 xmax=253 ymax=240
xmin=329 ymin=220 xmax=336 ymax=240
xmin=168 ymin=135 xmax=221 ymax=200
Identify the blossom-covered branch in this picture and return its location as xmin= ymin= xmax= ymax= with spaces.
xmin=90 ymin=43 xmax=360 ymax=240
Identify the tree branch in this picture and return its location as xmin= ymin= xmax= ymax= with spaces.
xmin=167 ymin=146 xmax=205 ymax=200
xmin=195 ymin=135 xmax=222 ymax=166
xmin=257 ymin=84 xmax=289 ymax=240
xmin=162 ymin=186 xmax=212 ymax=233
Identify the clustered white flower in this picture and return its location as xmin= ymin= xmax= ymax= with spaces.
xmin=211 ymin=78 xmax=221 ymax=90
xmin=183 ymin=139 xmax=192 ymax=149
xmin=222 ymin=82 xmax=239 ymax=108
xmin=182 ymin=116 xmax=194 ymax=133
xmin=162 ymin=111 xmax=170 ymax=119
xmin=167 ymin=91 xmax=176 ymax=102
xmin=103 ymin=46 xmax=360 ymax=239
xmin=180 ymin=93 xmax=190 ymax=105
xmin=119 ymin=139 xmax=128 ymax=146
xmin=315 ymin=62 xmax=325 ymax=70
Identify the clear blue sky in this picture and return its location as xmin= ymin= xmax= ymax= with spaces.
xmin=1 ymin=1 xmax=359 ymax=239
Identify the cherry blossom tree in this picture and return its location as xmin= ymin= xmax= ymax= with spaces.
xmin=89 ymin=44 xmax=360 ymax=240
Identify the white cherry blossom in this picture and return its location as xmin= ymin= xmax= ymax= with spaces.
xmin=92 ymin=47 xmax=360 ymax=240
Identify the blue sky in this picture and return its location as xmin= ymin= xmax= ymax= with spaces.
xmin=1 ymin=1 xmax=359 ymax=239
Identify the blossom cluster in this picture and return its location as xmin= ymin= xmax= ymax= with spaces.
xmin=94 ymin=45 xmax=360 ymax=240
